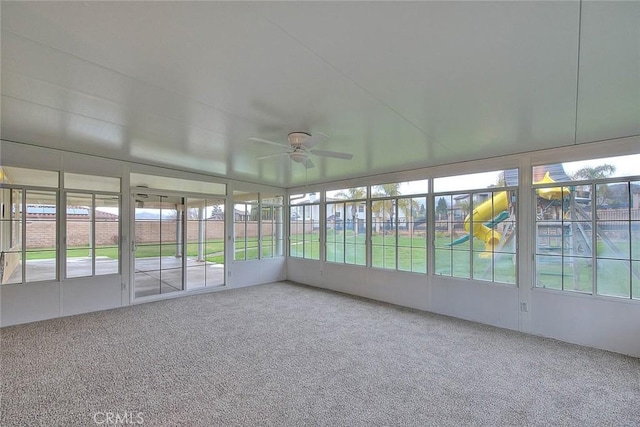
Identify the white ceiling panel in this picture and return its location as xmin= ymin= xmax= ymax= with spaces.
xmin=1 ymin=2 xmax=637 ymax=187
xmin=576 ymin=1 xmax=640 ymax=143
xmin=261 ymin=1 xmax=581 ymax=157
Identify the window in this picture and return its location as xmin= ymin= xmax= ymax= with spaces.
xmin=534 ymin=154 xmax=640 ymax=299
xmin=434 ymin=170 xmax=517 ymax=284
xmin=261 ymin=194 xmax=284 ymax=258
xmin=289 ymin=193 xmax=320 ymax=260
xmin=233 ymin=192 xmax=259 ymax=261
xmin=233 ymin=192 xmax=284 ymax=261
xmin=185 ymin=197 xmax=225 ymax=289
xmin=64 ymin=173 xmax=120 ymax=278
xmin=325 ymin=187 xmax=367 ymax=265
xmin=66 ymin=193 xmax=120 ymax=278
xmin=0 ymin=167 xmax=59 ymax=284
xmin=370 ymin=180 xmax=428 ymax=273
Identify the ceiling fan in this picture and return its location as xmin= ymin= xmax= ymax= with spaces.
xmin=248 ymin=132 xmax=353 ymax=169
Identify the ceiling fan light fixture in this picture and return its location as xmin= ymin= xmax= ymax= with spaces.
xmin=290 ymin=151 xmax=308 ymax=163
xmin=288 ymin=132 xmax=310 ymax=147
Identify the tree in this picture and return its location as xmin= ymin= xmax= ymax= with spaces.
xmin=571 ymin=164 xmax=616 ymax=181
xmin=372 ymin=183 xmax=400 ymax=233
xmin=571 ymin=164 xmax=616 ymax=205
xmin=457 ymin=199 xmax=470 ymax=217
xmin=436 ymin=197 xmax=448 ymax=220
xmin=335 ymin=187 xmax=366 ymax=235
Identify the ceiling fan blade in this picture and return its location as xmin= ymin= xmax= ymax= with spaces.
xmin=256 ymin=152 xmax=289 ymax=160
xmin=248 ymin=137 xmax=289 ymax=148
xmin=302 ymin=132 xmax=328 ymax=148
xmin=310 ymin=149 xmax=353 ymax=160
xmin=303 ymin=158 xmax=315 ymax=169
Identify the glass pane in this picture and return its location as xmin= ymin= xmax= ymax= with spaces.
xmin=26 ymin=190 xmax=57 ymax=220
xmin=261 ymin=194 xmax=283 ymax=205
xmin=562 ymin=256 xmax=592 ymax=294
xmin=535 ymin=153 xmax=640 ymax=184
xmin=326 ymin=203 xmax=341 ymax=263
xmin=160 ymin=204 xmax=180 ymax=245
xmin=96 ymin=218 xmax=119 ymax=262
xmin=633 ymin=261 xmax=640 ymax=300
xmin=135 ymin=194 xmax=184 ymax=297
xmin=272 ymin=206 xmax=284 ymax=257
xmin=494 ymin=251 xmax=516 ymax=284
xmin=95 ymin=246 xmax=118 ymax=275
xmin=564 ymin=222 xmax=593 ymax=258
xmin=597 ymin=258 xmax=630 ymax=298
xmin=185 ymin=202 xmax=224 ymax=287
xmin=434 ymin=169 xmax=517 ymax=192
xmin=398 ymin=195 xmax=427 ymax=273
xmin=536 ymin=255 xmax=562 ymax=290
xmin=67 ymin=248 xmax=92 ymax=278
xmin=452 ymin=250 xmax=470 ymax=278
xmin=434 ymin=248 xmax=452 ymax=276
xmin=1 ymin=189 xmax=22 ymax=255
xmin=25 ymin=194 xmax=57 ymax=282
xmin=1 ymin=250 xmax=22 ymax=284
xmin=25 ymin=250 xmax=56 ymax=282
xmin=245 ymin=236 xmax=259 ymax=260
xmin=326 ymin=187 xmax=367 ymax=200
xmin=65 ymin=173 xmax=120 ymax=192
xmin=633 ymin=222 xmax=640 ymax=261
xmin=290 ymin=193 xmax=318 ymax=205
xmin=596 ymin=228 xmax=629 ymax=259
xmin=135 ymin=249 xmax=160 ymax=298
xmin=67 ymin=193 xmax=92 ymax=278
xmin=160 ymin=245 xmax=183 ymax=293
xmin=473 ymin=251 xmax=493 ymax=282
xmin=372 ymin=180 xmax=429 ymax=197
xmin=131 ymin=173 xmax=225 ymax=195
xmin=383 ymin=245 xmax=396 ymax=270
xmin=1 ymin=166 xmax=58 ymax=187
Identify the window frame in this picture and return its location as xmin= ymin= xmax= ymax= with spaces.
xmin=0 ymin=184 xmax=60 ymax=284
xmin=533 ymin=172 xmax=640 ymax=299
xmin=64 ymin=190 xmax=121 ymax=279
xmin=433 ymin=183 xmax=518 ymax=284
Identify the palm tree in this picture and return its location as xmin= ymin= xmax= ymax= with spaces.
xmin=571 ymin=164 xmax=616 ymax=205
xmin=335 ymin=187 xmax=366 ymax=235
xmin=372 ymin=183 xmax=400 ymax=233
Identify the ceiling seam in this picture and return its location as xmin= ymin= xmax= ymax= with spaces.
xmin=573 ymin=0 xmax=583 ymax=146
xmin=260 ymin=15 xmax=450 ymax=153
xmin=1 ymin=74 xmax=228 ymax=140
xmin=0 ymin=29 xmax=256 ymax=130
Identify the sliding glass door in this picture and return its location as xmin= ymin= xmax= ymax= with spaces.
xmin=185 ymin=197 xmax=225 ymax=290
xmin=132 ymin=193 xmax=225 ymax=299
xmin=133 ymin=193 xmax=184 ymax=298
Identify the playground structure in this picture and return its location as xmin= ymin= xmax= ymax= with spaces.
xmin=449 ymin=167 xmax=639 ymax=288
xmin=451 ymin=171 xmax=569 ymax=251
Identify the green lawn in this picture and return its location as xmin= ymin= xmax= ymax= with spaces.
xmin=22 ymin=232 xmax=639 ymax=297
xmin=295 ymin=231 xmax=516 ymax=282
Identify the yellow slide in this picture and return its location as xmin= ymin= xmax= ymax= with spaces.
xmin=463 ymin=191 xmax=508 ymax=251
xmin=535 ymin=171 xmax=570 ymax=200
xmin=461 ymin=171 xmax=567 ymax=251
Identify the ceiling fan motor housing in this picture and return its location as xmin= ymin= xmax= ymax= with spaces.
xmin=288 ymin=132 xmax=311 ymax=148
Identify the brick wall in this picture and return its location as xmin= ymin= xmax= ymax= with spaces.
xmin=21 ymin=219 xmax=285 ymax=248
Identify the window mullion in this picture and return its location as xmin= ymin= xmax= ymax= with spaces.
xmin=91 ymin=193 xmax=96 ymax=276
xmin=21 ymin=189 xmax=27 ymax=284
